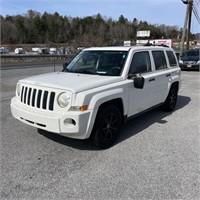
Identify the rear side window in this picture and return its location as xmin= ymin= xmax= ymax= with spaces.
xmin=166 ymin=51 xmax=177 ymax=67
xmin=129 ymin=51 xmax=151 ymax=74
xmin=152 ymin=51 xmax=167 ymax=70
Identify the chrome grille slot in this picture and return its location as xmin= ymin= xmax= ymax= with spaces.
xmin=37 ymin=90 xmax=42 ymax=108
xmin=21 ymin=86 xmax=24 ymax=102
xmin=49 ymin=92 xmax=55 ymax=111
xmin=24 ymin=87 xmax=28 ymax=104
xmin=32 ymin=89 xmax=36 ymax=107
xmin=43 ymin=91 xmax=48 ymax=109
xmin=20 ymin=86 xmax=55 ymax=111
xmin=27 ymin=88 xmax=32 ymax=105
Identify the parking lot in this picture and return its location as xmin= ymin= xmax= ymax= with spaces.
xmin=1 ymin=64 xmax=200 ymax=200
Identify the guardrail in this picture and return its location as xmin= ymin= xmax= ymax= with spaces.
xmin=1 ymin=54 xmax=75 ymax=63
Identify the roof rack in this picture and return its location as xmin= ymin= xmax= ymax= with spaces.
xmin=144 ymin=42 xmax=169 ymax=48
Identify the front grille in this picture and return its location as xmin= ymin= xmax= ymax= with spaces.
xmin=184 ymin=61 xmax=196 ymax=65
xmin=20 ymin=86 xmax=55 ymax=111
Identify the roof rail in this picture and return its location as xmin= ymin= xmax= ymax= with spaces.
xmin=144 ymin=43 xmax=169 ymax=48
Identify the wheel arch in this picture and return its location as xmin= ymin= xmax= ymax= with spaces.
xmin=97 ymin=98 xmax=125 ymax=123
xmin=170 ymin=81 xmax=179 ymax=90
xmin=163 ymin=81 xmax=179 ymax=112
xmin=90 ymin=99 xmax=124 ymax=148
xmin=85 ymin=89 xmax=127 ymax=139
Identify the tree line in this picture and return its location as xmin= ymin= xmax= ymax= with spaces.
xmin=1 ymin=10 xmax=197 ymax=48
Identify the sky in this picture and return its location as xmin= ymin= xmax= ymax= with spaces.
xmin=0 ymin=0 xmax=200 ymax=33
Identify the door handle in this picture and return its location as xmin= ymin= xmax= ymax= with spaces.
xmin=166 ymin=74 xmax=171 ymax=77
xmin=149 ymin=78 xmax=155 ymax=82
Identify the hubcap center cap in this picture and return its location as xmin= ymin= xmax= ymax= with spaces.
xmin=107 ymin=124 xmax=111 ymax=130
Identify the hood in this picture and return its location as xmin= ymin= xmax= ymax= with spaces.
xmin=20 ymin=72 xmax=123 ymax=93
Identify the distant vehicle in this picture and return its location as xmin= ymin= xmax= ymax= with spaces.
xmin=77 ymin=47 xmax=84 ymax=51
xmin=49 ymin=48 xmax=57 ymax=55
xmin=32 ymin=47 xmax=40 ymax=52
xmin=15 ymin=48 xmax=24 ymax=54
xmin=179 ymin=49 xmax=200 ymax=71
xmin=38 ymin=48 xmax=49 ymax=54
xmin=0 ymin=47 xmax=9 ymax=54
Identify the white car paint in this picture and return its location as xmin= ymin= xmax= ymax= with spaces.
xmin=10 ymin=46 xmax=181 ymax=140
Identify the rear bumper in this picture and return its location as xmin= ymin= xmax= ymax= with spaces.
xmin=11 ymin=97 xmax=93 ymax=139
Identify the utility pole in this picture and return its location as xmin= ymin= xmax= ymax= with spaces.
xmin=180 ymin=0 xmax=193 ymax=57
xmin=186 ymin=0 xmax=193 ymax=50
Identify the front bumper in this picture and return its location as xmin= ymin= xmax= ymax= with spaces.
xmin=11 ymin=97 xmax=93 ymax=139
xmin=179 ymin=63 xmax=200 ymax=71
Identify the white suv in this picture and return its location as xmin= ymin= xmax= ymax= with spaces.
xmin=11 ymin=46 xmax=181 ymax=148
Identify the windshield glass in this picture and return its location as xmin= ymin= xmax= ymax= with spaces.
xmin=182 ymin=50 xmax=199 ymax=57
xmin=64 ymin=50 xmax=128 ymax=76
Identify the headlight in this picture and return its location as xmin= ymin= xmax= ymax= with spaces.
xmin=16 ymin=83 xmax=21 ymax=96
xmin=179 ymin=60 xmax=183 ymax=64
xmin=57 ymin=92 xmax=71 ymax=108
xmin=197 ymin=60 xmax=200 ymax=65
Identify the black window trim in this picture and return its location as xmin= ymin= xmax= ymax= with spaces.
xmin=128 ymin=50 xmax=152 ymax=75
xmin=152 ymin=50 xmax=168 ymax=71
xmin=166 ymin=50 xmax=178 ymax=67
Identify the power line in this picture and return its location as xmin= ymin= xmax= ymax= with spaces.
xmin=192 ymin=0 xmax=200 ymax=25
xmin=180 ymin=0 xmax=200 ymax=23
xmin=192 ymin=5 xmax=200 ymax=24
xmin=194 ymin=0 xmax=200 ymax=5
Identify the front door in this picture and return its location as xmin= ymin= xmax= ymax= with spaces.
xmin=127 ymin=51 xmax=159 ymax=117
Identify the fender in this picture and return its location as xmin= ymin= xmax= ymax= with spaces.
xmin=167 ymin=70 xmax=181 ymax=92
xmin=88 ymin=87 xmax=128 ymax=114
xmin=83 ymin=88 xmax=128 ymax=139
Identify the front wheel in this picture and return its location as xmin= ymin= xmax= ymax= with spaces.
xmin=91 ymin=105 xmax=122 ymax=149
xmin=163 ymin=85 xmax=178 ymax=112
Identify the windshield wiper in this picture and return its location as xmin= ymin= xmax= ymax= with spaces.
xmin=73 ymin=69 xmax=95 ymax=75
xmin=63 ymin=68 xmax=73 ymax=72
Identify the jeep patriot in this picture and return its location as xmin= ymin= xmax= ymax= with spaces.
xmin=11 ymin=46 xmax=181 ymax=148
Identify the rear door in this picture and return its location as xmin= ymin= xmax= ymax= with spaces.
xmin=150 ymin=50 xmax=171 ymax=103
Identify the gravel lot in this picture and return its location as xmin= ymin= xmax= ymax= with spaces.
xmin=1 ymin=64 xmax=200 ymax=200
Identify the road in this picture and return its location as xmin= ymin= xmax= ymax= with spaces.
xmin=1 ymin=60 xmax=66 ymax=71
xmin=1 ymin=64 xmax=200 ymax=200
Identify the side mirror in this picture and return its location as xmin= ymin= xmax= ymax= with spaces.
xmin=134 ymin=75 xmax=145 ymax=89
xmin=62 ymin=62 xmax=68 ymax=72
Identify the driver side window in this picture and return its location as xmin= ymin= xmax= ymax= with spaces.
xmin=129 ymin=51 xmax=151 ymax=74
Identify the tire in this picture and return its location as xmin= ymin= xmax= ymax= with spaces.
xmin=92 ymin=105 xmax=122 ymax=149
xmin=163 ymin=85 xmax=178 ymax=112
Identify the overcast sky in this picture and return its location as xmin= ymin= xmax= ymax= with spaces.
xmin=1 ymin=0 xmax=199 ymax=33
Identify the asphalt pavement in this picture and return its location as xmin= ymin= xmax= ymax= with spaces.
xmin=1 ymin=64 xmax=200 ymax=200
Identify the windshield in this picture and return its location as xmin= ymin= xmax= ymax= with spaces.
xmin=182 ymin=50 xmax=199 ymax=57
xmin=64 ymin=50 xmax=128 ymax=76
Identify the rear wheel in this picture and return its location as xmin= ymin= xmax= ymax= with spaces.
xmin=163 ymin=85 xmax=178 ymax=112
xmin=92 ymin=105 xmax=122 ymax=149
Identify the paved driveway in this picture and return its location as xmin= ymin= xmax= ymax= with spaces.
xmin=1 ymin=67 xmax=200 ymax=200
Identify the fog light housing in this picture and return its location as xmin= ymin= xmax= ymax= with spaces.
xmin=64 ymin=118 xmax=76 ymax=128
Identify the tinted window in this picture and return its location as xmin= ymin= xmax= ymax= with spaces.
xmin=129 ymin=52 xmax=151 ymax=74
xmin=183 ymin=50 xmax=199 ymax=57
xmin=166 ymin=51 xmax=177 ymax=67
xmin=152 ymin=51 xmax=167 ymax=70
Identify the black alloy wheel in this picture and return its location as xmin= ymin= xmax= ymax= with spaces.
xmin=163 ymin=85 xmax=178 ymax=112
xmin=92 ymin=105 xmax=122 ymax=149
